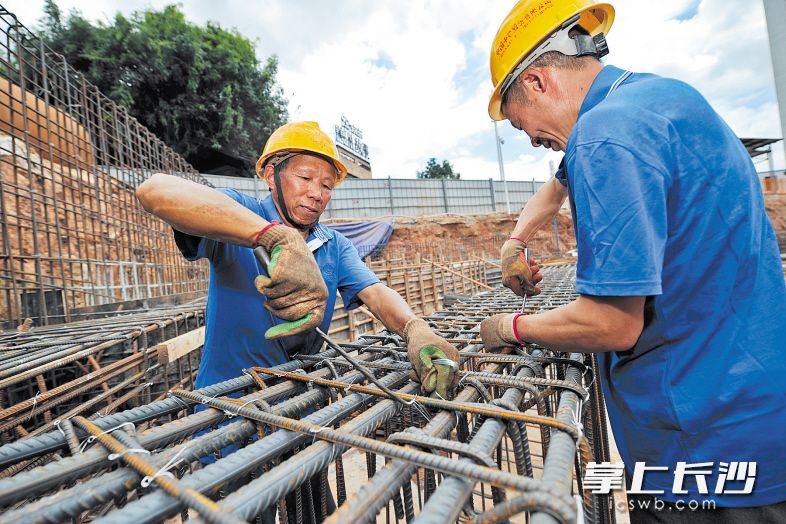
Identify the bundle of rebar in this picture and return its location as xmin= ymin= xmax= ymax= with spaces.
xmin=0 ymin=263 xmax=615 ymax=524
xmin=0 ymin=302 xmax=206 ymax=456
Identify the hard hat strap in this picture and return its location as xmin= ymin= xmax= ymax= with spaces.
xmin=267 ymin=152 xmax=298 ymax=169
xmin=500 ymin=14 xmax=610 ymax=98
xmin=268 ymin=150 xmax=340 ymax=178
xmin=272 ymin=159 xmax=319 ymax=231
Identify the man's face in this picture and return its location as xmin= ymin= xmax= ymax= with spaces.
xmin=502 ymin=71 xmax=570 ymax=152
xmin=265 ymin=154 xmax=337 ymax=226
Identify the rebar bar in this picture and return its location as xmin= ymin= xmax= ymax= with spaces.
xmin=0 ymin=304 xmax=206 ymax=441
xmin=71 ymin=415 xmax=246 ymax=524
xmin=0 ymin=263 xmax=614 ymax=524
xmin=95 ymin=369 xmax=413 ymax=524
xmin=1 ymin=384 xmax=333 ymax=524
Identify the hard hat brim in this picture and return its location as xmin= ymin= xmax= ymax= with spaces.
xmin=487 ymin=2 xmax=615 ymax=121
xmin=488 ymin=87 xmax=506 ymax=121
xmin=256 ymin=148 xmax=348 ymax=184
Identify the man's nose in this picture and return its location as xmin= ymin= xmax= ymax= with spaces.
xmin=307 ymin=181 xmax=323 ymax=201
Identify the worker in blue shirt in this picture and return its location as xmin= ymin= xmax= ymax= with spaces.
xmin=137 ymin=121 xmax=459 ymax=398
xmin=137 ymin=121 xmax=459 ymax=523
xmin=480 ymin=1 xmax=786 ymax=522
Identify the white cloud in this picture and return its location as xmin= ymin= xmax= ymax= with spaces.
xmin=274 ymin=1 xmax=509 ymax=178
xmin=452 ymin=150 xmax=560 ymax=182
xmin=275 ymin=0 xmax=784 ymax=177
xmin=610 ymin=0 xmax=784 ymax=170
xmin=4 ymin=0 xmax=784 ymax=176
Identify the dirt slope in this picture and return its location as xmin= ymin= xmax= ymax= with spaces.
xmin=382 ymin=209 xmax=576 ymax=261
xmin=378 ymin=193 xmax=786 ymax=261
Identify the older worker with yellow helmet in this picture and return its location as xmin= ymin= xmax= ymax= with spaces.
xmin=137 ymin=121 xmax=459 ymax=399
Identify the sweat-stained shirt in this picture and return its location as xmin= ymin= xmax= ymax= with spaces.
xmin=174 ymin=190 xmax=380 ymax=390
xmin=555 ymin=65 xmax=786 ymax=506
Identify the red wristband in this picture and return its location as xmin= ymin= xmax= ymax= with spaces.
xmin=507 ymin=236 xmax=526 ymax=244
xmin=511 ymin=313 xmax=526 ymax=344
xmin=254 ymin=220 xmax=279 ymax=245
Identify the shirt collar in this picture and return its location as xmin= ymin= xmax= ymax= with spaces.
xmin=576 ymin=64 xmax=627 ymax=120
xmin=258 ymin=194 xmax=334 ymax=251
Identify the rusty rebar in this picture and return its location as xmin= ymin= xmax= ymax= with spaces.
xmin=71 ymin=416 xmax=244 ymax=524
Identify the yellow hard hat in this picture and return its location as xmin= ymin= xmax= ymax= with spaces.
xmin=255 ymin=121 xmax=348 ymax=185
xmin=488 ymin=0 xmax=615 ymax=120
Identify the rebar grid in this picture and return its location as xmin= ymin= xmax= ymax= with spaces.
xmin=0 ymin=263 xmax=614 ymax=524
xmin=0 ymin=301 xmax=206 ymax=452
xmin=0 ymin=5 xmax=211 ymax=328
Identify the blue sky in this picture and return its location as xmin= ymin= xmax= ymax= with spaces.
xmin=6 ymin=0 xmax=783 ymax=179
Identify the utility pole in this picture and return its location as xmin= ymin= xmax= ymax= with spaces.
xmin=768 ymin=144 xmax=775 ymax=174
xmin=494 ymin=121 xmax=511 ymax=214
xmin=549 ymin=159 xmax=560 ymax=256
xmin=764 ymin=0 xmax=786 ymax=168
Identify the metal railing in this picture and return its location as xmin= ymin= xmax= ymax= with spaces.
xmin=0 ymin=6 xmax=211 ymax=328
xmin=202 ymin=173 xmax=544 ymax=219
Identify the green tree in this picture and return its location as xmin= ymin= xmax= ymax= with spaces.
xmin=38 ymin=1 xmax=287 ymax=175
xmin=417 ymin=157 xmax=460 ymax=179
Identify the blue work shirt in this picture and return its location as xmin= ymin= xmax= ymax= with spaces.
xmin=175 ymin=190 xmax=380 ymax=390
xmin=558 ymin=65 xmax=786 ymax=505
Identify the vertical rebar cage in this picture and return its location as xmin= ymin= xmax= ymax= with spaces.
xmin=0 ymin=6 xmax=210 ymax=328
xmin=0 ymin=264 xmax=615 ymax=524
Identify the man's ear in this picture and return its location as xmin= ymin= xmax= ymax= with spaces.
xmin=263 ymin=163 xmax=276 ymax=189
xmin=520 ymin=68 xmax=547 ymax=96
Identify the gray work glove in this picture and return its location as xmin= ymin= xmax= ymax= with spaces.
xmin=479 ymin=313 xmax=524 ymax=351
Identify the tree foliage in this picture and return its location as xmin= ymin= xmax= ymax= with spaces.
xmin=38 ymin=1 xmax=288 ymax=174
xmin=416 ymin=157 xmax=461 ymax=179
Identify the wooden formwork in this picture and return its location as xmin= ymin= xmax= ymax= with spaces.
xmin=328 ymin=258 xmax=494 ymax=342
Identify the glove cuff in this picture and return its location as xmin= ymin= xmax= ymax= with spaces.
xmin=511 ymin=313 xmax=527 ymax=344
xmin=403 ymin=318 xmax=429 ymax=343
xmin=507 ymin=236 xmax=527 ymax=245
xmin=254 ymin=221 xmax=284 ymax=249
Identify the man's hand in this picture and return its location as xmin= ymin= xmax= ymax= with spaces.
xmin=254 ymin=224 xmax=328 ymax=339
xmin=404 ymin=319 xmax=460 ymax=399
xmin=479 ymin=313 xmax=523 ymax=351
xmin=501 ymin=239 xmax=542 ymax=297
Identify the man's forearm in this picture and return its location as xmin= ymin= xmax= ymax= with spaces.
xmin=510 ymin=177 xmax=568 ymax=241
xmin=517 ymin=295 xmax=645 ymax=353
xmin=136 ymin=173 xmax=270 ymax=246
xmin=358 ymin=284 xmax=416 ymax=337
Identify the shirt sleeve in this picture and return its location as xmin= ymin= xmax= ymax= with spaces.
xmin=172 ymin=188 xmax=260 ymax=266
xmin=336 ymin=235 xmax=381 ymax=310
xmin=569 ymin=139 xmax=669 ymax=296
xmin=554 ymin=157 xmax=568 ymax=187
